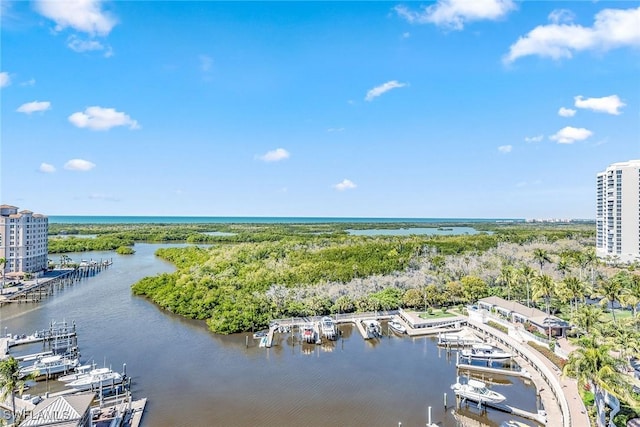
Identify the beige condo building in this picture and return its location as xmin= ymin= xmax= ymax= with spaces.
xmin=596 ymin=160 xmax=640 ymax=264
xmin=0 ymin=204 xmax=49 ymax=275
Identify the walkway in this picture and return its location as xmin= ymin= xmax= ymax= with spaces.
xmin=468 ymin=320 xmax=589 ymax=427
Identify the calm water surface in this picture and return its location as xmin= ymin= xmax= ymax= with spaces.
xmin=0 ymin=244 xmax=538 ymax=427
xmin=346 ymin=227 xmax=486 ymax=236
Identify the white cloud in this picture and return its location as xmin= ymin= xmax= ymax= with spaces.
xmin=550 ymin=126 xmax=593 ymax=144
xmin=68 ymin=106 xmax=140 ymax=131
xmin=34 ymin=0 xmax=117 ymax=36
xmin=574 ymin=95 xmax=625 ymax=115
xmin=39 ymin=163 xmax=56 ymax=173
xmin=548 ymin=9 xmax=575 ymax=25
xmin=504 ymin=6 xmax=640 ymax=63
xmin=327 ymin=127 xmax=345 ymax=133
xmin=394 ymin=0 xmax=516 ymax=30
xmin=199 ymin=54 xmax=213 ymax=72
xmin=20 ymin=78 xmax=36 ymax=87
xmin=558 ymin=107 xmax=576 ymax=117
xmin=334 ymin=179 xmax=357 ymax=191
xmin=64 ymin=159 xmax=96 ymax=171
xmin=402 ymin=32 xmax=411 ymax=39
xmin=0 ymin=72 xmax=10 ymax=88
xmin=67 ymin=35 xmax=105 ymax=52
xmin=524 ymin=135 xmax=544 ymax=143
xmin=16 ymin=101 xmax=51 ymax=114
xmin=365 ymin=80 xmax=406 ymax=101
xmin=498 ymin=145 xmax=512 ymax=153
xmin=258 ymin=148 xmax=290 ymax=162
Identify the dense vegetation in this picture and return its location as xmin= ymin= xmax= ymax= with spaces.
xmin=49 ymin=220 xmax=640 ymax=425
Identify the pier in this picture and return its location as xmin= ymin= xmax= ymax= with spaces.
xmin=0 ymin=260 xmax=112 ymax=306
xmin=455 ymin=393 xmax=547 ymax=425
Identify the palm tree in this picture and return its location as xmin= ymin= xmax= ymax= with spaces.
xmin=597 ymin=272 xmax=629 ymax=324
xmin=532 ymin=274 xmax=556 ymax=340
xmin=563 ymin=276 xmax=586 ymax=315
xmin=498 ymin=264 xmax=517 ymax=301
xmin=585 ymin=248 xmax=598 ymax=286
xmin=518 ymin=264 xmax=536 ymax=307
xmin=563 ymin=336 xmax=628 ymax=399
xmin=0 ymin=356 xmax=32 ymax=422
xmin=621 ymin=275 xmax=640 ymax=319
xmin=605 ymin=326 xmax=640 ymax=366
xmin=572 ymin=304 xmax=604 ymax=335
xmin=555 ymin=255 xmax=571 ymax=278
xmin=532 ymin=248 xmax=551 ymax=274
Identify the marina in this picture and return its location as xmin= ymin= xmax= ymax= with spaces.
xmin=1 ymin=318 xmax=146 ymax=427
xmin=0 ymin=244 xmax=555 ymax=426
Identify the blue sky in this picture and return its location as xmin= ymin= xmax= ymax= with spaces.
xmin=1 ymin=1 xmax=639 ymax=219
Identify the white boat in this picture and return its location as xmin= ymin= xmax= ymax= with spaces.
xmin=388 ymin=319 xmax=406 ymax=335
xmin=252 ymin=330 xmax=268 ymax=340
xmin=363 ymin=319 xmax=381 ymax=339
xmin=437 ymin=330 xmax=483 ymax=346
xmin=65 ymin=367 xmax=124 ymax=391
xmin=500 ymin=421 xmax=531 ymax=427
xmin=58 ymin=363 xmax=95 ymax=382
xmin=461 ymin=344 xmax=512 ymax=361
xmin=451 ymin=378 xmax=506 ymax=404
xmin=19 ymin=355 xmax=79 ymax=378
xmin=301 ymin=324 xmax=316 ymax=343
xmin=321 ymin=317 xmax=337 ymax=340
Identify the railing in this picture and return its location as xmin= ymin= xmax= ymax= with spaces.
xmin=467 ymin=319 xmax=574 ymax=427
xmin=596 ymin=388 xmax=620 ymax=427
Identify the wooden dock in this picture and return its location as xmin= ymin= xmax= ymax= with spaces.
xmin=455 ymin=393 xmax=547 ymax=425
xmin=127 ymin=398 xmax=147 ymax=427
xmin=456 ymin=362 xmax=531 ymax=379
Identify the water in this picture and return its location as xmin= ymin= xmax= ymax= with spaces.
xmin=0 ymin=244 xmax=539 ymax=427
xmin=346 ymin=227 xmax=487 ymax=236
xmin=48 ymin=216 xmax=524 ymax=225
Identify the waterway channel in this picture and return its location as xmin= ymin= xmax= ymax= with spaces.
xmin=0 ymin=243 xmax=540 ymax=426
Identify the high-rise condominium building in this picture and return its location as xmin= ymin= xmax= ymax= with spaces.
xmin=596 ymin=160 xmax=640 ymax=264
xmin=0 ymin=205 xmax=49 ymax=274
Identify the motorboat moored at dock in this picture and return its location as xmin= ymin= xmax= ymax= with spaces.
xmin=301 ymin=324 xmax=316 ymax=343
xmin=451 ymin=378 xmax=506 ymax=404
xmin=321 ymin=316 xmax=338 ymax=340
xmin=19 ymin=355 xmax=79 ymax=379
xmin=65 ymin=367 xmax=124 ymax=391
xmin=388 ymin=318 xmax=406 ymax=335
xmin=362 ymin=319 xmax=382 ymax=339
xmin=461 ymin=344 xmax=512 ymax=361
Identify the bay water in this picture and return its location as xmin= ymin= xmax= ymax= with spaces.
xmin=0 ymin=243 xmax=538 ymax=426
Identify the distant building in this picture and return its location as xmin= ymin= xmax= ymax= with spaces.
xmin=596 ymin=160 xmax=640 ymax=264
xmin=0 ymin=205 xmax=49 ymax=275
xmin=19 ymin=392 xmax=94 ymax=427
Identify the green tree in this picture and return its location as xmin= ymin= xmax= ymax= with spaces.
xmin=460 ymin=276 xmax=489 ymax=303
xmin=402 ymin=288 xmax=424 ymax=309
xmin=556 ymin=255 xmax=571 ymax=278
xmin=563 ymin=276 xmax=586 ymax=315
xmin=0 ymin=357 xmax=32 ymax=422
xmin=621 ymin=274 xmax=640 ymax=319
xmin=563 ymin=336 xmax=628 ymax=399
xmin=497 ymin=264 xmax=517 ymax=301
xmin=518 ymin=264 xmax=536 ymax=307
xmin=572 ymin=304 xmax=604 ymax=335
xmin=532 ymin=274 xmax=556 ymax=339
xmin=597 ymin=272 xmax=629 ymax=324
xmin=533 ymin=248 xmax=551 ymax=273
